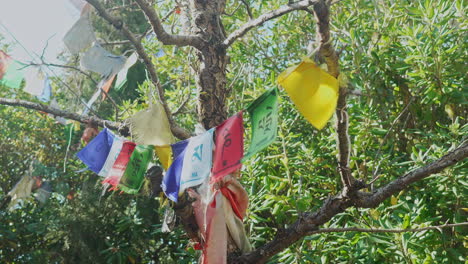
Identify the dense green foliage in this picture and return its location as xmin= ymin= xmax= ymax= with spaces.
xmin=1 ymin=0 xmax=466 ymax=263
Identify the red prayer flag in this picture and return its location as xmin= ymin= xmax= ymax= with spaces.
xmin=102 ymin=141 xmax=136 ymax=190
xmin=211 ymin=112 xmax=244 ymax=183
xmin=101 ymin=74 xmax=115 ymax=101
xmin=0 ymin=51 xmax=12 ymax=80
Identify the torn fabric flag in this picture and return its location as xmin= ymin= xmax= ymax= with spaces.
xmin=128 ymin=102 xmax=175 ymax=146
xmin=211 ymin=112 xmax=244 ymax=183
xmin=23 ymin=66 xmax=45 ymax=96
xmin=37 ymin=75 xmax=52 ymax=102
xmin=0 ymin=55 xmax=24 ymax=89
xmin=115 ymin=52 xmax=138 ymax=91
xmin=179 ymin=129 xmax=214 ymax=195
xmin=76 ymin=128 xmax=114 ymax=174
xmin=277 ymin=58 xmax=339 ymax=130
xmin=100 ymin=74 xmax=115 ymax=100
xmin=98 ymin=133 xmax=124 ymax=177
xmin=119 ymin=145 xmax=154 ymax=194
xmin=80 ymin=43 xmax=126 ymax=78
xmin=102 ymin=141 xmax=136 ymax=189
xmin=63 ymin=13 xmax=96 ymax=54
xmin=243 ymin=87 xmax=279 ymax=160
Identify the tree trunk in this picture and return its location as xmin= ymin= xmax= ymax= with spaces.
xmin=190 ymin=0 xmax=229 ymax=128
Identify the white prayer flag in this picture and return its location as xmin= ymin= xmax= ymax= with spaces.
xmin=23 ymin=67 xmax=45 ymax=96
xmin=178 ymin=128 xmax=214 ymax=195
xmin=115 ymin=52 xmax=138 ymax=90
xmin=98 ymin=134 xmax=124 ymax=177
xmin=63 ymin=14 xmax=96 ymax=54
xmin=80 ymin=43 xmax=126 ymax=78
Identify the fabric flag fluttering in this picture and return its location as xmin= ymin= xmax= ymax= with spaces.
xmin=98 ymin=134 xmax=124 ymax=177
xmin=23 ymin=66 xmax=46 ymax=96
xmin=128 ymin=101 xmax=175 ymax=146
xmin=37 ymin=75 xmax=52 ymax=102
xmin=76 ymin=128 xmax=114 ymax=174
xmin=179 ymin=129 xmax=214 ymax=195
xmin=243 ymin=87 xmax=279 ymax=160
xmin=154 ymin=145 xmax=172 ymax=170
xmin=80 ymin=43 xmax=126 ymax=78
xmin=0 ymin=51 xmax=24 ymax=89
xmin=100 ymin=74 xmax=115 ymax=100
xmin=102 ymin=141 xmax=136 ymax=189
xmin=114 ymin=52 xmax=138 ymax=91
xmin=211 ymin=112 xmax=244 ymax=183
xmin=118 ymin=145 xmax=154 ymax=194
xmin=63 ymin=11 xmax=96 ymax=54
xmin=161 ymin=144 xmax=187 ymax=202
xmin=277 ymin=58 xmax=339 ymax=130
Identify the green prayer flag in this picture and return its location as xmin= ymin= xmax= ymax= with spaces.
xmin=243 ymin=87 xmax=279 ymax=160
xmin=0 ymin=60 xmax=24 ymax=89
xmin=119 ymin=145 xmax=154 ymax=194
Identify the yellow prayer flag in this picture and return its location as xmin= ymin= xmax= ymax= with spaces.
xmin=155 ymin=145 xmax=172 ymax=170
xmin=277 ymin=58 xmax=339 ymax=130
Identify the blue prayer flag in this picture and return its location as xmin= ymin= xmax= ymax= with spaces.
xmin=76 ymin=128 xmax=114 ymax=174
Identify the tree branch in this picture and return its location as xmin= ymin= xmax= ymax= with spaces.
xmin=85 ymin=0 xmax=190 ymax=140
xmin=311 ymin=0 xmax=354 ymax=188
xmin=356 ymin=141 xmax=468 ymax=208
xmin=222 ymin=0 xmax=319 ymax=48
xmin=0 ymin=97 xmax=124 ymax=132
xmin=133 ymin=0 xmax=205 ymax=49
xmin=308 ymin=222 xmax=468 ymax=235
xmin=236 ymin=142 xmax=468 ymax=263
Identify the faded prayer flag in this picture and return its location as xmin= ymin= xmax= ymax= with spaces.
xmin=128 ymin=102 xmax=175 ymax=146
xmin=80 ymin=43 xmax=126 ymax=78
xmin=243 ymin=87 xmax=279 ymax=160
xmin=38 ymin=75 xmax=52 ymax=102
xmin=277 ymin=58 xmax=338 ymax=130
xmin=63 ymin=13 xmax=96 ymax=54
xmin=179 ymin=128 xmax=214 ymax=195
xmin=211 ymin=112 xmax=244 ymax=183
xmin=76 ymin=128 xmax=114 ymax=174
xmin=102 ymin=141 xmax=136 ymax=189
xmin=119 ymin=145 xmax=154 ymax=194
xmin=100 ymin=74 xmax=115 ymax=100
xmin=162 ymin=146 xmax=187 ymax=202
xmin=98 ymin=133 xmax=124 ymax=177
xmin=114 ymin=53 xmax=138 ymax=91
xmin=0 ymin=56 xmax=24 ymax=89
xmin=23 ymin=66 xmax=45 ymax=96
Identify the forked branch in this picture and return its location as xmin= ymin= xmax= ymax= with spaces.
xmin=85 ymin=0 xmax=190 ymax=139
xmin=222 ymin=0 xmax=319 ymax=48
xmin=134 ymin=0 xmax=205 ymax=49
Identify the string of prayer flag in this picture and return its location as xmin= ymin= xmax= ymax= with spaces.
xmin=211 ymin=112 xmax=244 ymax=183
xmin=76 ymin=128 xmax=114 ymax=174
xmin=243 ymin=87 xmax=279 ymax=160
xmin=118 ymin=145 xmax=154 ymax=194
xmin=277 ymin=58 xmax=338 ymax=130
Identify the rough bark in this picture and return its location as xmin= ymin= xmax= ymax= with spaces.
xmin=188 ymin=0 xmax=229 ymax=129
